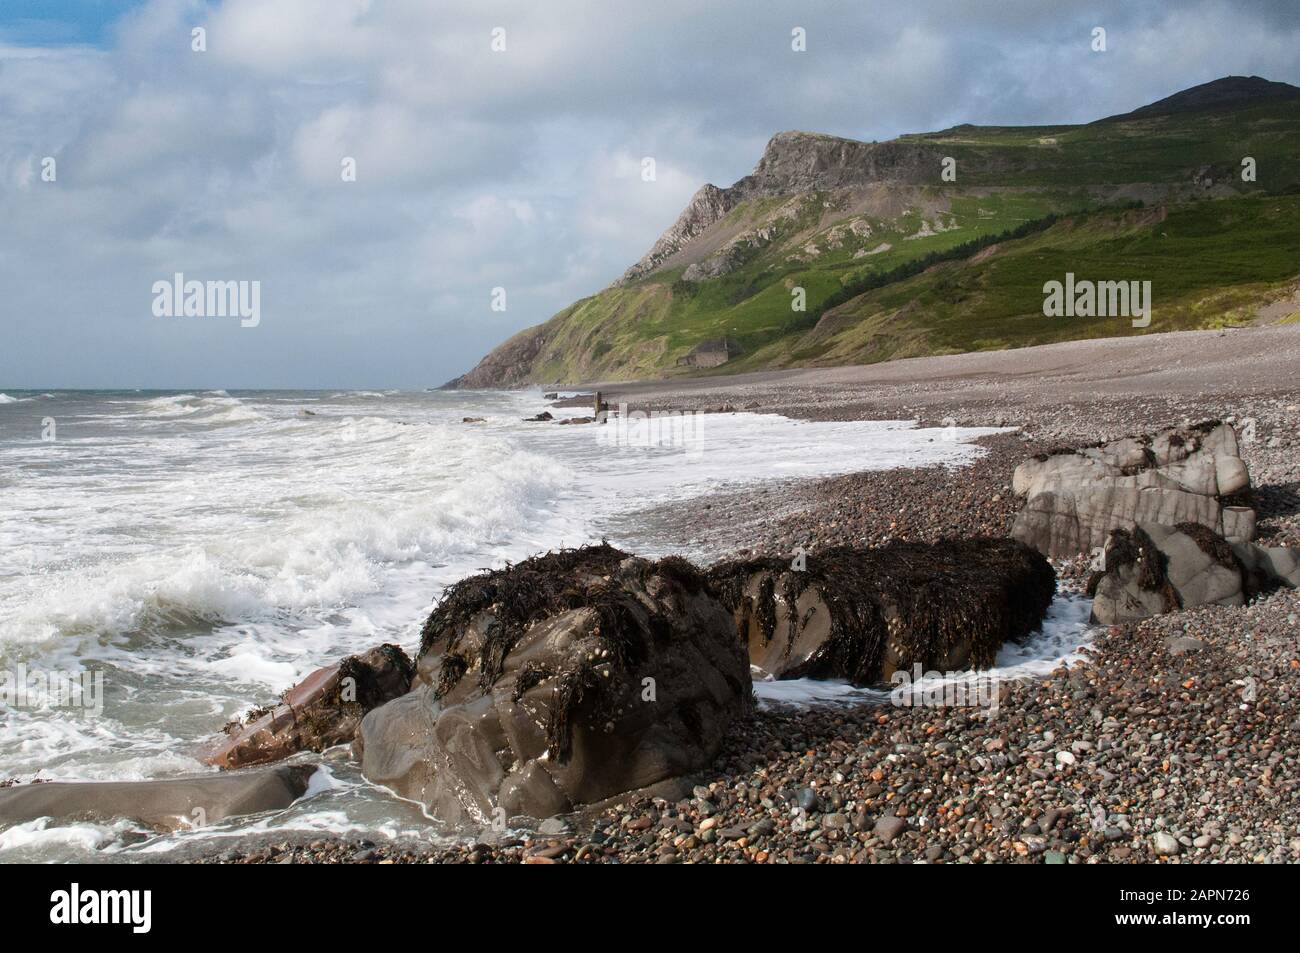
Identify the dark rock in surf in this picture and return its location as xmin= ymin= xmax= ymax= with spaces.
xmin=706 ymin=539 xmax=1056 ymax=684
xmin=523 ymin=411 xmax=554 ymax=422
xmin=355 ymin=544 xmax=751 ymax=824
xmin=200 ymin=644 xmax=413 ymax=770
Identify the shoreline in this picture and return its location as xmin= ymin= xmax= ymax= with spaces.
xmin=185 ymin=329 xmax=1299 ymax=863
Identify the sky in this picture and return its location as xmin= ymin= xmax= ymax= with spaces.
xmin=1 ymin=0 xmax=1298 ymax=389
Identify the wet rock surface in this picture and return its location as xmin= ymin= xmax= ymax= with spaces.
xmin=356 ymin=545 xmax=752 ymax=824
xmin=200 ymin=644 xmax=413 ymax=770
xmin=0 ymin=765 xmax=315 ymax=832
xmin=192 ymin=374 xmax=1300 ymax=863
xmin=204 ymin=584 xmax=1300 ymax=864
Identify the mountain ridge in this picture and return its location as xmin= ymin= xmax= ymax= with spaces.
xmin=447 ymin=76 xmax=1300 ymax=389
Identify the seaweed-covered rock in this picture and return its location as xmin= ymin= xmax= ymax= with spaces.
xmin=706 ymin=539 xmax=1057 ymax=684
xmin=200 ymin=644 xmax=413 ymax=770
xmin=1089 ymin=522 xmax=1300 ymax=624
xmin=355 ymin=545 xmax=750 ymax=825
xmin=1011 ymin=421 xmax=1254 ymax=559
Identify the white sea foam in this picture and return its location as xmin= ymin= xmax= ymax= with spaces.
xmin=0 ymin=816 xmax=141 ymax=855
xmin=134 ymin=392 xmax=266 ymax=425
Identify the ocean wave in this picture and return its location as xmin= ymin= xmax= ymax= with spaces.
xmin=0 ymin=817 xmax=141 ymax=855
xmin=0 ymin=393 xmax=21 ymax=404
xmin=0 ymin=421 xmax=576 ymax=645
xmin=135 ymin=393 xmax=266 ymax=425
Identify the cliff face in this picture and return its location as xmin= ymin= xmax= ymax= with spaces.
xmin=443 ymin=324 xmax=548 ymax=389
xmin=619 ymin=133 xmax=945 ymax=284
xmin=621 ymin=184 xmax=738 ymax=283
xmin=448 ymin=129 xmax=981 ymax=387
xmin=736 ymin=132 xmax=944 ymax=195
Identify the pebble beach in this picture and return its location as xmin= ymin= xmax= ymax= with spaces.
xmin=196 ymin=326 xmax=1300 ymax=864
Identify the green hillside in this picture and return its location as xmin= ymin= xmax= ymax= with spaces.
xmin=751 ymin=195 xmax=1300 ymax=369
xmin=449 ymin=77 xmax=1300 ymax=388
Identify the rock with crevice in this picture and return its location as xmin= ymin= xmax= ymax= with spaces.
xmin=1088 ymin=521 xmax=1299 ymax=624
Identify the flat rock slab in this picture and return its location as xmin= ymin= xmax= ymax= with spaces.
xmin=1165 ymin=636 xmax=1207 ymax=655
xmin=0 ymin=765 xmax=315 ymax=832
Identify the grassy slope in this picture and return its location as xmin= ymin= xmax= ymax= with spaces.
xmin=903 ymin=100 xmax=1300 ymax=186
xmin=511 ymin=100 xmax=1300 ymax=385
xmin=745 ymin=194 xmax=1300 ymax=369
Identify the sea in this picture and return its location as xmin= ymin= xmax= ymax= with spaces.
xmin=0 ymin=388 xmax=1093 ymax=861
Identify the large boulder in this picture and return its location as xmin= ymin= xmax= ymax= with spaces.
xmin=1011 ymin=421 xmax=1254 ymax=559
xmin=355 ymin=544 xmax=751 ymax=825
xmin=0 ymin=765 xmax=315 ymax=832
xmin=706 ymin=539 xmax=1057 ymax=683
xmin=1089 ymin=522 xmax=1300 ymax=624
xmin=199 ymin=644 xmax=413 ymax=770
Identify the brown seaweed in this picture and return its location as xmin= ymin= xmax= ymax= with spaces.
xmin=707 ymin=538 xmax=1056 ymax=684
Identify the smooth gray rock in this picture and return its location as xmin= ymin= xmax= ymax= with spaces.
xmin=1233 ymin=541 xmax=1300 ymax=588
xmin=0 ymin=765 xmax=315 ymax=832
xmin=1012 ymin=422 xmax=1253 ymax=559
xmin=1153 ymin=832 xmax=1181 ymax=856
xmin=1147 ymin=523 xmax=1243 ymax=608
xmin=1091 ymin=522 xmax=1298 ymax=624
xmin=874 ymin=815 xmax=908 ymax=844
